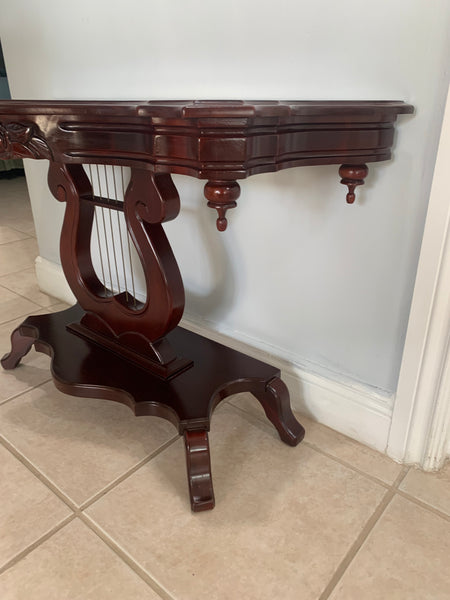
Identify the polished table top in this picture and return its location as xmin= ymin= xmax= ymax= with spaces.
xmin=0 ymin=99 xmax=413 ymax=177
xmin=0 ymin=99 xmax=414 ymax=510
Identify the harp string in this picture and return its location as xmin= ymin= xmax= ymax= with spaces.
xmin=88 ymin=164 xmax=107 ymax=296
xmin=103 ymin=165 xmax=121 ymax=295
xmin=96 ymin=164 xmax=114 ymax=295
xmin=112 ymin=166 xmax=129 ymax=303
xmin=121 ymin=166 xmax=137 ymax=307
xmin=84 ymin=164 xmax=145 ymax=306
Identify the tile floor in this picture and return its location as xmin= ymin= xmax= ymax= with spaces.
xmin=0 ymin=175 xmax=449 ymax=599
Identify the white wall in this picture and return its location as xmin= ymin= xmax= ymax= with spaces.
xmin=387 ymin=84 xmax=450 ymax=468
xmin=1 ymin=0 xmax=449 ymax=396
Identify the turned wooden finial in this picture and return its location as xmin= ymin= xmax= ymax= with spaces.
xmin=339 ymin=164 xmax=369 ymax=204
xmin=204 ymin=180 xmax=241 ymax=231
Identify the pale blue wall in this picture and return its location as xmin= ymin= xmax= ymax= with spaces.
xmin=1 ymin=0 xmax=450 ymax=394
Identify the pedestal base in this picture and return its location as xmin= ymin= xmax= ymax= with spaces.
xmin=1 ymin=304 xmax=305 ymax=511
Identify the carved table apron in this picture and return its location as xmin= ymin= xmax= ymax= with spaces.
xmin=0 ymin=100 xmax=413 ymax=510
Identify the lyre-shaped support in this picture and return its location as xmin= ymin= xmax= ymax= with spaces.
xmin=48 ymin=162 xmax=192 ymax=377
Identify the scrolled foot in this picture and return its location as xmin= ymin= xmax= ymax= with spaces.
xmin=253 ymin=377 xmax=305 ymax=446
xmin=1 ymin=326 xmax=36 ymax=370
xmin=184 ymin=429 xmax=215 ymax=511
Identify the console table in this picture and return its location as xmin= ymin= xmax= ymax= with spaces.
xmin=0 ymin=100 xmax=413 ymax=510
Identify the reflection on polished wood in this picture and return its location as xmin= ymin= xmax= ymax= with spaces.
xmin=0 ymin=100 xmax=413 ymax=510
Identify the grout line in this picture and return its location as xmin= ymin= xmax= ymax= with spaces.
xmin=317 ymin=489 xmax=395 ymax=600
xmin=0 ymin=307 xmax=49 ymax=329
xmin=227 ymin=400 xmax=394 ymax=489
xmin=0 ymin=276 xmax=46 ymax=308
xmin=0 ymin=261 xmax=40 ymax=284
xmin=0 ymin=514 xmax=76 ymax=576
xmin=0 ymin=226 xmax=35 ymax=241
xmin=0 ymin=225 xmax=32 ymax=245
xmin=80 ymin=513 xmax=176 ymax=600
xmin=301 ymin=441 xmax=392 ymax=489
xmin=228 ymin=402 xmax=446 ymax=597
xmin=0 ymin=435 xmax=79 ymax=512
xmin=0 ymin=378 xmax=53 ymax=407
xmin=392 ymin=465 xmax=411 ymax=488
xmin=318 ymin=466 xmax=410 ymax=600
xmin=0 ymin=266 xmax=61 ymax=309
xmin=0 ymin=431 xmax=180 ymax=584
xmin=395 ymin=489 xmax=450 ymax=522
xmin=79 ymin=434 xmax=180 ymax=511
xmin=6 ymin=228 xmax=35 ymax=238
xmin=0 ymin=430 xmax=181 ymax=516
xmin=0 ymin=307 xmax=42 ymax=329
xmin=0 ymin=237 xmax=32 ymax=247
xmin=227 ymin=397 xmax=286 ymax=433
xmin=0 ymin=283 xmax=53 ymax=310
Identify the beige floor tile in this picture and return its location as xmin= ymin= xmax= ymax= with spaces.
xmin=86 ymin=405 xmax=386 ymax=600
xmin=400 ymin=460 xmax=450 ymax=516
xmin=0 ymin=444 xmax=71 ymax=568
xmin=0 ymin=177 xmax=36 ymax=236
xmin=0 ymin=381 xmax=177 ymax=505
xmin=329 ymin=495 xmax=450 ymax=600
xmin=0 ymin=285 xmax=41 ymax=324
xmin=230 ymin=392 xmax=401 ymax=484
xmin=1 ymin=216 xmax=36 ymax=237
xmin=0 ymin=518 xmax=161 ymax=599
xmin=0 ymin=226 xmax=30 ymax=245
xmin=0 ymin=175 xmax=29 ymax=204
xmin=299 ymin=416 xmax=401 ymax=484
xmin=0 ymin=238 xmax=39 ymax=277
xmin=0 ymin=313 xmax=53 ymax=404
xmin=0 ymin=267 xmax=58 ymax=307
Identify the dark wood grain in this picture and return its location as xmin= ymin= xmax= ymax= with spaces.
xmin=47 ymin=161 xmax=189 ymax=375
xmin=0 ymin=99 xmax=413 ymax=227
xmin=0 ymin=121 xmax=52 ymax=160
xmin=0 ymin=100 xmax=413 ymax=179
xmin=1 ymin=326 xmax=35 ymax=369
xmin=204 ymin=180 xmax=241 ymax=231
xmin=184 ymin=430 xmax=215 ymax=511
xmin=1 ymin=305 xmax=301 ymax=510
xmin=0 ymin=99 xmax=413 ymax=510
xmin=339 ymin=164 xmax=369 ymax=204
xmin=256 ymin=377 xmax=306 ymax=446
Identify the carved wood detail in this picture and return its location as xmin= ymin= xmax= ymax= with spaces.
xmin=339 ymin=164 xmax=369 ymax=204
xmin=253 ymin=377 xmax=306 ymax=446
xmin=0 ymin=100 xmax=413 ymax=193
xmin=0 ymin=99 xmax=413 ymax=510
xmin=0 ymin=305 xmax=299 ymax=511
xmin=204 ymin=180 xmax=241 ymax=231
xmin=47 ymin=161 xmax=189 ymax=376
xmin=1 ymin=325 xmax=36 ymax=370
xmin=184 ymin=430 xmax=215 ymax=511
xmin=0 ymin=121 xmax=52 ymax=160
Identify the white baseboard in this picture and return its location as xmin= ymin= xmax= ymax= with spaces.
xmin=181 ymin=314 xmax=393 ymax=454
xmin=34 ymin=255 xmax=393 ymax=454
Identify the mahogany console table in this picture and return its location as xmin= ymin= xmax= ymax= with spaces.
xmin=0 ymin=100 xmax=413 ymax=510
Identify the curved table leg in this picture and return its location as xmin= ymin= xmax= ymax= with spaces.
xmin=253 ymin=377 xmax=305 ymax=446
xmin=183 ymin=429 xmax=215 ymax=512
xmin=1 ymin=326 xmax=36 ymax=370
